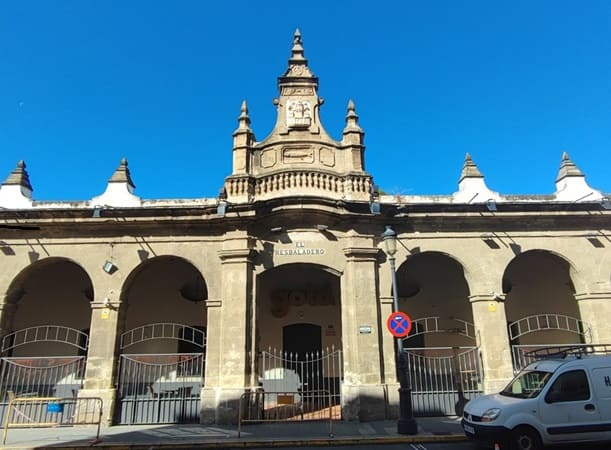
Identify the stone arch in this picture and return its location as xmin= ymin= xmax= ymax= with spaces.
xmin=257 ymin=262 xmax=342 ymax=352
xmin=396 ymin=251 xmax=473 ymax=347
xmin=2 ymin=256 xmax=93 ymax=357
xmin=118 ymin=255 xmax=208 ymax=354
xmin=502 ymin=249 xmax=585 ymax=346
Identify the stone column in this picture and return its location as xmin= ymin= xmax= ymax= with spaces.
xmin=78 ymin=297 xmax=122 ymax=426
xmin=341 ymin=247 xmax=386 ymax=421
xmin=201 ymin=245 xmax=256 ymax=424
xmin=379 ymin=295 xmax=399 ymax=418
xmin=575 ymin=291 xmax=611 ymax=344
xmin=469 ymin=293 xmax=514 ymax=393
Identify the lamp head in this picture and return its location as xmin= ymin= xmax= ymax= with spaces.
xmin=381 ymin=225 xmax=397 ymax=256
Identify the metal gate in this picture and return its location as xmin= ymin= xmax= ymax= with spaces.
xmin=404 ymin=346 xmax=482 ymax=417
xmin=401 ymin=316 xmax=483 ymax=417
xmin=257 ymin=347 xmax=343 ymax=420
xmin=0 ymin=326 xmax=88 ymax=423
xmin=508 ymin=314 xmax=592 ymax=371
xmin=116 ymin=323 xmax=205 ymax=425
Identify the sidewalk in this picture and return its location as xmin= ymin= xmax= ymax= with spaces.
xmin=3 ymin=417 xmax=467 ymax=449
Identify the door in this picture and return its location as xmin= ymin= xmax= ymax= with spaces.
xmin=283 ymin=323 xmax=322 ymax=358
xmin=282 ymin=324 xmax=324 ymax=394
xmin=539 ymin=368 xmax=602 ymax=443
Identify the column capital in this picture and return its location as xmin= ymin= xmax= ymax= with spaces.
xmin=575 ymin=291 xmax=611 ymax=301
xmin=379 ymin=295 xmax=394 ymax=305
xmin=218 ymin=248 xmax=257 ymax=264
xmin=206 ymin=299 xmax=222 ymax=308
xmin=469 ymin=293 xmax=505 ymax=303
xmin=342 ymin=247 xmax=380 ymax=261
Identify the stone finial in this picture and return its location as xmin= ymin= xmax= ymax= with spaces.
xmin=343 ymin=99 xmax=362 ymax=133
xmin=458 ymin=153 xmax=483 ymax=183
xmin=554 ymin=151 xmax=602 ymax=201
xmin=2 ymin=160 xmax=33 ymax=191
xmin=454 ymin=153 xmax=498 ymax=203
xmin=108 ymin=158 xmax=136 ymax=188
xmin=91 ymin=158 xmax=140 ymax=206
xmin=556 ymin=151 xmax=584 ymax=182
xmin=289 ymin=28 xmax=307 ymax=65
xmin=236 ymin=100 xmax=251 ymax=131
xmin=282 ymin=28 xmax=314 ymax=79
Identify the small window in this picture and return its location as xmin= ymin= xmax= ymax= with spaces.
xmin=545 ymin=370 xmax=590 ymax=403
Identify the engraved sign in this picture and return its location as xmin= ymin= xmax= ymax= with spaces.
xmin=282 ymin=146 xmax=314 ymax=164
xmin=282 ymin=87 xmax=314 ymax=96
xmin=274 ymin=241 xmax=325 ymax=256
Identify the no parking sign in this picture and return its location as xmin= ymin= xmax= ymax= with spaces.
xmin=386 ymin=311 xmax=413 ymax=338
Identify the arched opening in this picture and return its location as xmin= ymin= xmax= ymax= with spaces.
xmin=114 ymin=256 xmax=207 ymax=425
xmin=256 ymin=263 xmax=342 ymax=420
xmin=503 ymin=250 xmax=587 ymax=370
xmin=395 ymin=251 xmax=479 ymax=417
xmin=0 ymin=258 xmax=93 ymax=420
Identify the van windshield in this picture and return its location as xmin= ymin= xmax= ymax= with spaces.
xmin=500 ymin=370 xmax=553 ymax=399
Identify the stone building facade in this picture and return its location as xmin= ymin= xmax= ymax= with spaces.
xmin=0 ymin=31 xmax=609 ymax=426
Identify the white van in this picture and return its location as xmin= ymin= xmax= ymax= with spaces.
xmin=462 ymin=350 xmax=611 ymax=450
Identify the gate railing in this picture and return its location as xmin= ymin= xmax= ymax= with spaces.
xmin=258 ymin=347 xmax=342 ymax=415
xmin=238 ymin=389 xmax=333 ymax=437
xmin=2 ymin=396 xmax=103 ymax=446
xmin=402 ymin=346 xmax=482 ymax=417
xmin=116 ymin=353 xmax=204 ymax=425
xmin=0 ymin=356 xmax=86 ymax=423
xmin=508 ymin=314 xmax=591 ymax=342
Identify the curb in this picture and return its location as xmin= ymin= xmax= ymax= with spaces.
xmin=26 ymin=434 xmax=468 ymax=450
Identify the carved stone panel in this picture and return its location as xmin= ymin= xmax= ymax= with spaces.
xmin=286 ymin=100 xmax=311 ymax=128
xmin=261 ymin=149 xmax=277 ymax=169
xmin=282 ymin=146 xmax=314 ymax=164
xmin=319 ymin=147 xmax=335 ymax=167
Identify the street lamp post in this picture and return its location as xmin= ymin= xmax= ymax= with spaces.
xmin=382 ymin=225 xmax=418 ymax=435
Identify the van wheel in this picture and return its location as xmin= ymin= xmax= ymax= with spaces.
xmin=510 ymin=426 xmax=542 ymax=450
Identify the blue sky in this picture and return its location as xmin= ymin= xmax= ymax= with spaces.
xmin=1 ymin=1 xmax=610 ymax=200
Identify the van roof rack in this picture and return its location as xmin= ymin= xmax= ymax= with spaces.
xmin=527 ymin=344 xmax=611 ymax=360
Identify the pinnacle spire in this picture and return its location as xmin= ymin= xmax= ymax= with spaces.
xmin=458 ymin=153 xmax=483 ymax=182
xmin=281 ymin=29 xmax=315 ymax=80
xmin=556 ymin=151 xmax=583 ymax=181
xmin=289 ymin=28 xmax=307 ymax=65
xmin=108 ymin=158 xmax=135 ymax=188
xmin=343 ymin=99 xmax=362 ymax=132
xmin=2 ymin=160 xmax=33 ymax=191
xmin=236 ymin=100 xmax=251 ymax=130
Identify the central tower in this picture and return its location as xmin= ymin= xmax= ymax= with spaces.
xmin=225 ymin=29 xmax=372 ymax=203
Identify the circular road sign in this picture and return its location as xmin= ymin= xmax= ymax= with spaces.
xmin=386 ymin=311 xmax=413 ymax=338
